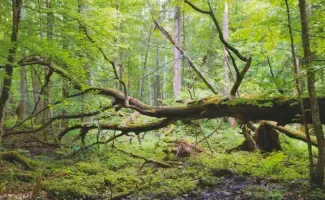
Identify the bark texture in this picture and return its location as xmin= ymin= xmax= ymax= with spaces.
xmin=173 ymin=6 xmax=182 ymax=99
xmin=0 ymin=0 xmax=23 ymax=129
xmin=299 ymin=0 xmax=325 ymax=186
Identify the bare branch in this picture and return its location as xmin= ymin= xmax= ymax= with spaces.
xmin=185 ymin=0 xmax=248 ymax=62
xmin=230 ymin=57 xmax=252 ymax=96
xmin=58 ymin=118 xmax=173 ymax=140
xmin=154 ymin=20 xmax=217 ymax=94
xmin=3 ymin=105 xmax=112 ymax=138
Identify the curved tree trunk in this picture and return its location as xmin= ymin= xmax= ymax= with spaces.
xmin=0 ymin=0 xmax=23 ymax=139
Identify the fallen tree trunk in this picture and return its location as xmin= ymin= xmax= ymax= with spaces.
xmin=263 ymin=121 xmax=318 ymax=147
xmin=18 ymin=56 xmax=325 ymax=126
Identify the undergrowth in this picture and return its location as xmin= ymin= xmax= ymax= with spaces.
xmin=0 ymin=119 xmax=324 ymax=199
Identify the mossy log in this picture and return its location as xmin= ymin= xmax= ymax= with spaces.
xmin=0 ymin=151 xmax=33 ymax=169
xmin=263 ymin=121 xmax=318 ymax=147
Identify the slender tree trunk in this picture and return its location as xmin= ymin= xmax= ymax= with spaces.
xmin=119 ymin=64 xmax=124 ymax=91
xmin=31 ymin=68 xmax=42 ymax=123
xmin=61 ymin=79 xmax=69 ymax=129
xmin=223 ymin=2 xmax=230 ymax=95
xmin=298 ymin=0 xmax=325 ymax=186
xmin=32 ymin=0 xmax=44 ymax=124
xmin=17 ymin=66 xmax=27 ymax=121
xmin=142 ymin=32 xmax=151 ymax=102
xmin=43 ymin=0 xmax=54 ymax=140
xmin=162 ymin=55 xmax=168 ymax=99
xmin=155 ymin=48 xmax=162 ymax=106
xmin=173 ymin=6 xmax=181 ymax=99
xmin=0 ymin=0 xmax=23 ymax=137
xmin=223 ymin=2 xmax=236 ymax=127
xmin=284 ymin=0 xmax=314 ymax=181
xmin=138 ymin=55 xmax=142 ymax=98
xmin=147 ymin=57 xmax=153 ymax=106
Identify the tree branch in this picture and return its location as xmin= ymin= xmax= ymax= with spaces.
xmin=230 ymin=57 xmax=252 ymax=96
xmin=58 ymin=118 xmax=173 ymax=140
xmin=3 ymin=105 xmax=113 ymax=138
xmin=184 ymin=0 xmax=248 ymax=62
xmin=154 ymin=20 xmax=217 ymax=94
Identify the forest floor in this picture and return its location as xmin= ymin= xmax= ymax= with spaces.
xmin=1 ymin=120 xmax=325 ymax=199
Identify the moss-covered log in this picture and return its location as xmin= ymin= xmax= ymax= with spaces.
xmin=263 ymin=121 xmax=318 ymax=147
xmin=19 ymin=56 xmax=325 ymax=126
xmin=0 ymin=151 xmax=33 ymax=169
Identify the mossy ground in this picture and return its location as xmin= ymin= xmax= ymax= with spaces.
xmin=1 ymin=119 xmax=325 ymax=199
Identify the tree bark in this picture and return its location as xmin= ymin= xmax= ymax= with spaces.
xmin=0 ymin=0 xmax=23 ymax=135
xmin=173 ymin=6 xmax=181 ymax=99
xmin=298 ymin=0 xmax=325 ymax=186
xmin=285 ymin=0 xmax=314 ymax=183
xmin=155 ymin=48 xmax=162 ymax=106
xmin=223 ymin=2 xmax=236 ymax=128
xmin=17 ymin=66 xmax=27 ymax=121
xmin=43 ymin=0 xmax=54 ymax=140
xmin=31 ymin=68 xmax=43 ymax=124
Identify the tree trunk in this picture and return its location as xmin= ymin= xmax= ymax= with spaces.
xmin=0 ymin=0 xmax=23 ymax=136
xmin=223 ymin=2 xmax=236 ymax=128
xmin=31 ymin=68 xmax=43 ymax=124
xmin=285 ymin=0 xmax=314 ymax=182
xmin=43 ymin=0 xmax=54 ymax=140
xmin=223 ymin=2 xmax=230 ymax=95
xmin=142 ymin=31 xmax=151 ymax=102
xmin=61 ymin=79 xmax=69 ymax=129
xmin=17 ymin=66 xmax=27 ymax=121
xmin=161 ymin=55 xmax=167 ymax=100
xmin=155 ymin=48 xmax=162 ymax=106
xmin=147 ymin=57 xmax=153 ymax=106
xmin=138 ymin=55 xmax=142 ymax=98
xmin=173 ymin=6 xmax=181 ymax=99
xmin=298 ymin=0 xmax=325 ymax=186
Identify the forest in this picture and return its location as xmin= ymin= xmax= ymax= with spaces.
xmin=1 ymin=0 xmax=325 ymax=199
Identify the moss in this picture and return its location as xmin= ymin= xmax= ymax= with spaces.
xmin=244 ymin=186 xmax=283 ymax=200
xmin=0 ymin=172 xmax=35 ymax=182
xmin=0 ymin=151 xmax=33 ymax=170
xmin=43 ymin=175 xmax=104 ymax=199
xmin=75 ymin=162 xmax=102 ymax=175
xmin=198 ymin=176 xmax=217 ymax=188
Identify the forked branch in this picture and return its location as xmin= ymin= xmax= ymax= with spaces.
xmin=184 ymin=0 xmax=248 ymax=62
